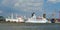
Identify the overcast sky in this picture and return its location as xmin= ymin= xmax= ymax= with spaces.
xmin=0 ymin=0 xmax=60 ymax=18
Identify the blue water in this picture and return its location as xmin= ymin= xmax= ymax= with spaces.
xmin=0 ymin=23 xmax=60 ymax=30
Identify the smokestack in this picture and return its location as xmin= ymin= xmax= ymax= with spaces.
xmin=31 ymin=12 xmax=35 ymax=17
xmin=43 ymin=13 xmax=46 ymax=18
xmin=43 ymin=10 xmax=46 ymax=18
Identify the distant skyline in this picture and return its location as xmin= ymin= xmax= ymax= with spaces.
xmin=0 ymin=0 xmax=60 ymax=18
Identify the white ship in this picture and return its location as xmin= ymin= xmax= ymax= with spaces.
xmin=25 ymin=12 xmax=48 ymax=23
xmin=6 ymin=13 xmax=24 ymax=22
xmin=6 ymin=13 xmax=48 ymax=23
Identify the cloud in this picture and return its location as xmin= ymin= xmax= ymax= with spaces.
xmin=47 ymin=0 xmax=60 ymax=3
xmin=13 ymin=0 xmax=44 ymax=12
xmin=1 ymin=0 xmax=44 ymax=12
xmin=0 ymin=10 xmax=3 ymax=13
xmin=2 ymin=0 xmax=11 ymax=6
xmin=1 ymin=0 xmax=17 ymax=6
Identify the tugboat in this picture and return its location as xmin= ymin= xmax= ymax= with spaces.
xmin=25 ymin=12 xmax=48 ymax=23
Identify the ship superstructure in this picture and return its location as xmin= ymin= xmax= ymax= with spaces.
xmin=25 ymin=12 xmax=48 ymax=23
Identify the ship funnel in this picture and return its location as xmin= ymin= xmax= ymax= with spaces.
xmin=31 ymin=12 xmax=35 ymax=17
xmin=43 ymin=13 xmax=46 ymax=18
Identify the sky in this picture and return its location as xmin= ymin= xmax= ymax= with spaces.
xmin=0 ymin=0 xmax=60 ymax=18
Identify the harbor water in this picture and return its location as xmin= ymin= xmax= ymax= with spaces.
xmin=0 ymin=23 xmax=60 ymax=30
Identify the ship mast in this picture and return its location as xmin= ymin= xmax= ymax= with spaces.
xmin=52 ymin=10 xmax=56 ymax=19
xmin=16 ymin=13 xmax=18 ymax=19
xmin=11 ymin=13 xmax=13 ymax=19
